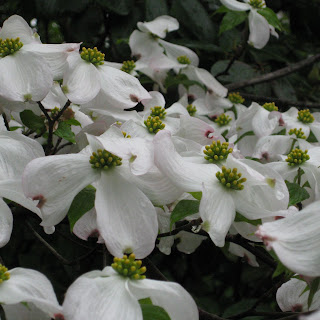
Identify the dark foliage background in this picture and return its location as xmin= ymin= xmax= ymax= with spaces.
xmin=1 ymin=0 xmax=320 ymax=318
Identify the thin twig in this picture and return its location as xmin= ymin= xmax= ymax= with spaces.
xmin=26 ymin=221 xmax=97 ymax=265
xmin=0 ymin=305 xmax=7 ymax=320
xmin=228 ymin=277 xmax=285 ymax=319
xmin=2 ymin=113 xmax=10 ymax=131
xmin=55 ymin=141 xmax=73 ymax=153
xmin=102 ymin=245 xmax=107 ymax=268
xmin=226 ymin=235 xmax=277 ymax=269
xmin=216 ymin=24 xmax=249 ymax=78
xmin=157 ymin=218 xmax=203 ymax=238
xmin=53 ymin=100 xmax=71 ymax=122
xmin=226 ymin=53 xmax=320 ymax=91
xmin=52 ymin=137 xmax=63 ymax=155
xmin=236 ymin=92 xmax=320 ymax=109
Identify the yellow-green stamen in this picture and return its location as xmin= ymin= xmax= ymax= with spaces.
xmin=214 ymin=113 xmax=232 ymax=126
xmin=228 ymin=92 xmax=244 ymax=104
xmin=144 ymin=116 xmax=165 ymax=134
xmin=177 ymin=55 xmax=191 ymax=65
xmin=0 ymin=264 xmax=10 ymax=283
xmin=263 ymin=102 xmax=278 ymax=112
xmin=122 ymin=131 xmax=131 ymax=138
xmin=112 ymin=253 xmax=146 ymax=280
xmin=187 ymin=104 xmax=197 ymax=116
xmin=121 ymin=60 xmax=136 ymax=74
xmin=80 ymin=47 xmax=105 ymax=66
xmin=216 ymin=167 xmax=246 ymax=190
xmin=89 ymin=149 xmax=122 ymax=170
xmin=203 ymin=140 xmax=233 ymax=163
xmin=297 ymin=109 xmax=314 ymax=124
xmin=286 ymin=148 xmax=310 ymax=166
xmin=150 ymin=106 xmax=166 ymax=119
xmin=288 ymin=128 xmax=306 ymax=140
xmin=0 ymin=38 xmax=23 ymax=57
xmin=249 ymin=0 xmax=265 ymax=9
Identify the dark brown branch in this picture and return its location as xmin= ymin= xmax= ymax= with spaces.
xmin=226 ymin=234 xmax=277 ymax=269
xmin=237 ymin=93 xmax=320 ymax=109
xmin=26 ymin=221 xmax=97 ymax=265
xmin=157 ymin=218 xmax=203 ymax=238
xmin=2 ymin=113 xmax=10 ymax=131
xmin=0 ymin=305 xmax=7 ymax=320
xmin=226 ymin=53 xmax=320 ymax=91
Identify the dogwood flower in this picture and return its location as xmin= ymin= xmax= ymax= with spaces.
xmin=22 ymin=131 xmax=158 ymax=258
xmin=219 ymin=0 xmax=279 ymax=49
xmin=62 ymin=254 xmax=199 ymax=320
xmin=154 ymin=130 xmax=289 ymax=246
xmin=62 ymin=48 xmax=151 ymax=107
xmin=0 ymin=15 xmax=79 ymax=103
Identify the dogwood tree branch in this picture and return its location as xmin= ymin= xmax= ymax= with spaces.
xmin=226 ymin=53 xmax=320 ymax=91
xmin=2 ymin=113 xmax=10 ymax=131
xmin=0 ymin=305 xmax=7 ymax=320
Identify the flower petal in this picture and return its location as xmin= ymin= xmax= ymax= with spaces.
xmin=154 ymin=130 xmax=217 ymax=192
xmin=95 ymin=169 xmax=158 ymax=259
xmin=63 ymin=53 xmax=100 ymax=104
xmin=200 ymin=183 xmax=235 ymax=247
xmin=248 ymin=10 xmax=270 ymax=49
xmin=256 ymin=201 xmax=320 ymax=277
xmin=137 ymin=15 xmax=179 ymax=38
xmin=22 ymin=154 xmax=99 ymax=226
xmin=0 ymin=267 xmax=62 ymax=317
xmin=23 ymin=42 xmax=80 ymax=80
xmin=0 ymin=51 xmax=53 ymax=102
xmin=0 ymin=15 xmax=37 ymax=44
xmin=63 ymin=271 xmax=142 ymax=320
xmin=128 ymin=278 xmax=199 ymax=320
xmin=98 ymin=65 xmax=151 ymax=109
xmin=220 ymin=0 xmax=250 ymax=11
xmin=0 ymin=198 xmax=13 ymax=248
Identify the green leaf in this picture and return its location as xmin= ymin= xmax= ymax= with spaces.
xmin=285 ymin=180 xmax=310 ymax=206
xmin=213 ymin=5 xmax=231 ymax=14
xmin=307 ymin=130 xmax=318 ymax=143
xmin=223 ymin=298 xmax=257 ymax=317
xmin=170 ymin=200 xmax=200 ymax=227
xmin=257 ymin=7 xmax=282 ymax=31
xmin=20 ymin=110 xmax=45 ymax=132
xmin=164 ymin=73 xmax=206 ymax=91
xmin=272 ymin=260 xmax=293 ymax=279
xmin=141 ymin=304 xmax=171 ymax=320
xmin=145 ymin=0 xmax=168 ymax=20
xmin=54 ymin=121 xmax=76 ymax=143
xmin=9 ymin=126 xmax=23 ymax=131
xmin=67 ymin=185 xmax=96 ymax=231
xmin=234 ymin=212 xmax=261 ymax=226
xmin=97 ymin=0 xmax=133 ymax=15
xmin=64 ymin=118 xmax=81 ymax=126
xmin=139 ymin=298 xmax=153 ymax=305
xmin=234 ymin=131 xmax=255 ymax=144
xmin=308 ymin=277 xmax=320 ymax=309
xmin=219 ymin=11 xmax=247 ymax=35
xmin=170 ymin=0 xmax=216 ymax=41
xmin=189 ymin=192 xmax=202 ymax=200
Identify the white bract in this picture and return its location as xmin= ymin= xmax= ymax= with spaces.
xmin=256 ymin=200 xmax=320 ymax=277
xmin=0 ymin=132 xmax=44 ymax=247
xmin=220 ymin=0 xmax=278 ymax=49
xmin=63 ymin=259 xmax=199 ymax=320
xmin=0 ymin=266 xmax=62 ymax=319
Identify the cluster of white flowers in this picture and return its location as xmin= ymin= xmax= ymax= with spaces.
xmin=0 ymin=10 xmax=319 ymax=320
